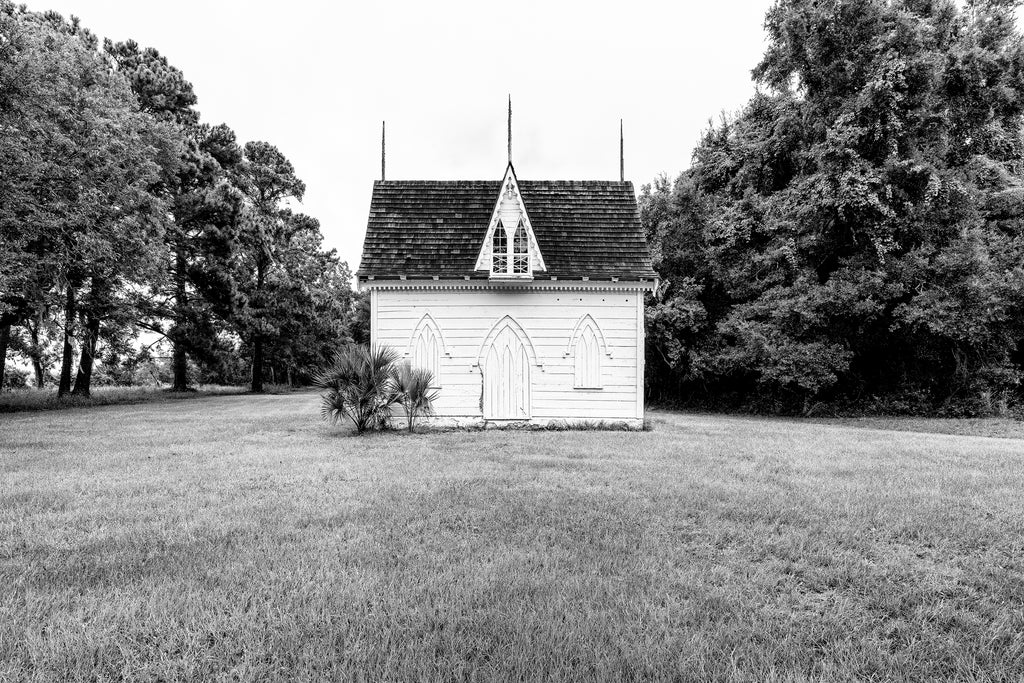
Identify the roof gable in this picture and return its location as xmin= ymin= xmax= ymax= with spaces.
xmin=473 ymin=164 xmax=547 ymax=275
xmin=357 ymin=177 xmax=657 ymax=281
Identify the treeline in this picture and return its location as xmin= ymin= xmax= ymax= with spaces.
xmin=0 ymin=2 xmax=366 ymax=395
xmin=641 ymin=0 xmax=1024 ymax=416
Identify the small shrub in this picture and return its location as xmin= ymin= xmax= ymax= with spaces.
xmin=260 ymin=383 xmax=301 ymax=395
xmin=315 ymin=345 xmax=400 ymax=434
xmin=540 ymin=419 xmax=643 ymax=432
xmin=2 ymin=366 xmax=29 ymax=390
xmin=391 ymin=361 xmax=439 ymax=432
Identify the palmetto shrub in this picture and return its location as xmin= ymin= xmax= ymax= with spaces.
xmin=314 ymin=345 xmax=400 ymax=433
xmin=391 ymin=361 xmax=439 ymax=432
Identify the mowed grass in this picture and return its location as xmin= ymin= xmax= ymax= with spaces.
xmin=0 ymin=385 xmax=249 ymax=414
xmin=1 ymin=397 xmax=1023 ymax=681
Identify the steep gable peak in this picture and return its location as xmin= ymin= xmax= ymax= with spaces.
xmin=474 ymin=164 xmax=547 ymax=277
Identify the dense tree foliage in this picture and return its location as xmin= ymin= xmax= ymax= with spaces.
xmin=0 ymin=2 xmax=360 ymax=394
xmin=104 ymin=39 xmax=241 ymax=393
xmin=231 ymin=142 xmax=307 ymax=393
xmin=641 ymin=0 xmax=1024 ymax=415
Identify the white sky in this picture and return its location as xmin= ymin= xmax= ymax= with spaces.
xmin=31 ymin=0 xmax=775 ymax=271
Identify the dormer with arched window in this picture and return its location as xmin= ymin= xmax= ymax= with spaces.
xmin=477 ymin=164 xmax=546 ymax=278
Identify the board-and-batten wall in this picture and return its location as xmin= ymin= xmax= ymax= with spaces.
xmin=369 ymin=286 xmax=646 ymax=423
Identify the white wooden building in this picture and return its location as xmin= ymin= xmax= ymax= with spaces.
xmin=356 ymin=161 xmax=657 ymax=427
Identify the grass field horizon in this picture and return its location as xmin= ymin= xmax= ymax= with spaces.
xmin=2 ymin=394 xmax=1023 ymax=680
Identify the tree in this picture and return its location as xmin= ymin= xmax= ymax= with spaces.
xmin=256 ymin=213 xmax=357 ymax=386
xmin=0 ymin=5 xmax=171 ymax=397
xmin=0 ymin=1 xmax=55 ymax=389
xmin=231 ymin=142 xmax=306 ymax=392
xmin=347 ymin=290 xmax=371 ymax=346
xmin=105 ymin=40 xmax=245 ymax=392
xmin=641 ymin=0 xmax=1024 ymax=414
xmin=2 ymin=6 xmax=345 ymax=397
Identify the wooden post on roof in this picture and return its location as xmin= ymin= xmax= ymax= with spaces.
xmin=381 ymin=120 xmax=386 ymax=181
xmin=507 ymin=95 xmax=512 ymax=164
xmin=620 ymin=119 xmax=624 ymax=182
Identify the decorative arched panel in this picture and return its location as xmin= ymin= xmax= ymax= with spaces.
xmin=475 ymin=315 xmax=542 ymax=371
xmin=405 ymin=313 xmax=449 ymax=387
xmin=565 ymin=314 xmax=611 ymax=389
xmin=574 ymin=326 xmax=602 ymax=388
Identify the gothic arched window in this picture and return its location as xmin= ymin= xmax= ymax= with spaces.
xmin=412 ymin=323 xmax=441 ymax=387
xmin=491 ymin=220 xmax=508 ymax=274
xmin=573 ymin=325 xmax=602 ymax=389
xmin=512 ymin=220 xmax=529 ymax=274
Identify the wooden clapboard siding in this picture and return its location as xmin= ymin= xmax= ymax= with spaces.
xmin=372 ymin=288 xmax=642 ymax=421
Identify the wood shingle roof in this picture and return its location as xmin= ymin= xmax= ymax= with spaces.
xmin=357 ymin=179 xmax=657 ymax=281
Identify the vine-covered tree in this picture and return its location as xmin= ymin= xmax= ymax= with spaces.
xmin=641 ymin=0 xmax=1024 ymax=415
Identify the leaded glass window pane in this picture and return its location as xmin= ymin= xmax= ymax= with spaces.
xmin=512 ymin=222 xmax=529 ymax=274
xmin=492 ymin=221 xmax=508 ymax=273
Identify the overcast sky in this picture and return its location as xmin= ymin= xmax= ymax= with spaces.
xmin=31 ymin=0 xmax=775 ymax=270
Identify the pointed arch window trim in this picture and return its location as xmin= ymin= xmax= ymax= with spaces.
xmin=474 ymin=314 xmax=543 ymax=372
xmin=574 ymin=326 xmax=602 ymax=389
xmin=491 ymin=220 xmax=508 ymax=274
xmin=512 ymin=220 xmax=529 ymax=274
xmin=566 ymin=314 xmax=610 ymax=390
xmin=405 ymin=313 xmax=452 ymax=359
xmin=564 ymin=314 xmax=613 ymax=359
xmin=491 ymin=216 xmax=531 ymax=277
xmin=405 ymin=313 xmax=450 ymax=388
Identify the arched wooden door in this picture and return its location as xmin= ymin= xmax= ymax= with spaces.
xmin=483 ymin=326 xmax=531 ymax=420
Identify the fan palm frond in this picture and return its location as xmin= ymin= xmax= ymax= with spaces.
xmin=392 ymin=361 xmax=440 ymax=432
xmin=315 ymin=344 xmax=400 ymax=433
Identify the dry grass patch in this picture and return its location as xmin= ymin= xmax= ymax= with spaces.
xmin=1 ymin=397 xmax=1023 ymax=680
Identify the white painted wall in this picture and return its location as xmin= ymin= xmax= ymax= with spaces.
xmin=369 ymin=285 xmax=648 ymax=424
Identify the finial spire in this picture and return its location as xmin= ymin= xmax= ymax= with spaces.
xmin=507 ymin=95 xmax=512 ymax=164
xmin=620 ymin=119 xmax=624 ymax=182
xmin=381 ymin=120 xmax=386 ymax=181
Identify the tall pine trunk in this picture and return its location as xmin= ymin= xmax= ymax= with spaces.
xmin=172 ymin=342 xmax=188 ymax=391
xmin=57 ymin=284 xmax=76 ymax=397
xmin=71 ymin=313 xmax=100 ymax=397
xmin=28 ymin=317 xmax=44 ymax=388
xmin=250 ymin=256 xmax=267 ymax=393
xmin=0 ymin=320 xmax=10 ymax=391
xmin=251 ymin=335 xmax=264 ymax=393
xmin=171 ymin=247 xmax=189 ymax=391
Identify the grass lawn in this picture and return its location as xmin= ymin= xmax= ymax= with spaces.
xmin=0 ymin=385 xmax=249 ymax=413
xmin=2 ymin=396 xmax=1023 ymax=680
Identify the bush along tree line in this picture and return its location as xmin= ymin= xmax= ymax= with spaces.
xmin=641 ymin=0 xmax=1024 ymax=416
xmin=315 ymin=345 xmax=439 ymax=434
xmin=0 ymin=3 xmax=368 ymax=396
